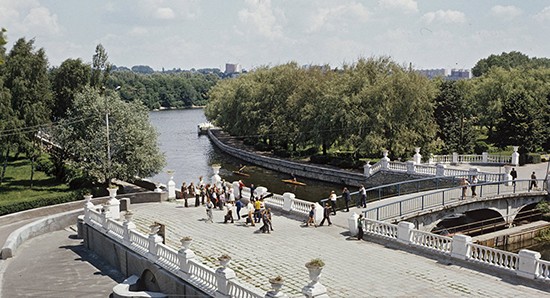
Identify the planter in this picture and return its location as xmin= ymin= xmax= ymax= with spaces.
xmin=269 ymin=277 xmax=284 ymax=292
xmin=305 ymin=259 xmax=325 ymax=284
xmin=107 ymin=187 xmax=118 ymax=198
xmin=180 ymin=238 xmax=193 ymax=250
xmin=218 ymin=255 xmax=231 ymax=268
xmin=124 ymin=211 xmax=133 ymax=222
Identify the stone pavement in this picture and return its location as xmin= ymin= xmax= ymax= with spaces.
xmin=0 ymin=226 xmax=125 ymax=298
xmin=130 ymin=201 xmax=550 ymax=297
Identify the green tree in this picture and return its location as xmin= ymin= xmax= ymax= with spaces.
xmin=3 ymin=38 xmax=52 ymax=187
xmin=54 ymin=87 xmax=165 ymax=184
xmin=51 ymin=58 xmax=91 ymax=119
xmin=91 ymin=44 xmax=111 ymax=89
xmin=434 ymin=80 xmax=476 ymax=154
xmin=472 ymin=51 xmax=530 ymax=77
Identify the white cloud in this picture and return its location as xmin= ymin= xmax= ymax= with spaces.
xmin=534 ymin=6 xmax=550 ymax=22
xmin=0 ymin=1 xmax=62 ymax=39
xmin=422 ymin=10 xmax=466 ymax=24
xmin=154 ymin=7 xmax=175 ymax=19
xmin=490 ymin=5 xmax=522 ymax=19
xmin=129 ymin=27 xmax=149 ymax=37
xmin=238 ymin=0 xmax=284 ymax=40
xmin=378 ymin=0 xmax=418 ymax=14
xmin=308 ymin=3 xmax=369 ymax=33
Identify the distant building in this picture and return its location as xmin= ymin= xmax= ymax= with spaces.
xmin=416 ymin=69 xmax=447 ymax=79
xmin=417 ymin=68 xmax=470 ymax=81
xmin=225 ymin=63 xmax=242 ymax=74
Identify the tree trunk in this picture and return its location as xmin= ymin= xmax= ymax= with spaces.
xmin=322 ymin=140 xmax=327 ymax=155
xmin=0 ymin=147 xmax=10 ymax=185
xmin=30 ymin=155 xmax=35 ymax=189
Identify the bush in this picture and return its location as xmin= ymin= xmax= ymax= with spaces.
xmin=474 ymin=141 xmax=490 ymax=155
xmin=0 ymin=192 xmax=80 ymax=216
xmin=273 ymin=147 xmax=291 ymax=158
xmin=310 ymin=154 xmax=329 ymax=164
xmin=520 ymin=153 xmax=542 ymax=165
xmin=35 ymin=155 xmax=55 ymax=176
xmin=254 ymin=142 xmax=271 ymax=151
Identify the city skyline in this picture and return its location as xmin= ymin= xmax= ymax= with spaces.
xmin=2 ymin=1 xmax=550 ymax=71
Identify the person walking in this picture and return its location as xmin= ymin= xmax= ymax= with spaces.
xmin=260 ymin=209 xmax=271 ymax=234
xmin=529 ymin=172 xmax=538 ymax=191
xmin=205 ymin=199 xmax=214 ymax=223
xmin=357 ymin=214 xmax=364 ymax=240
xmin=329 ymin=191 xmax=337 ymax=215
xmin=254 ymin=198 xmax=262 ymax=223
xmin=266 ymin=208 xmax=274 ymax=231
xmin=342 ymin=187 xmax=351 ymax=212
xmin=359 ymin=185 xmax=367 ymax=208
xmin=307 ymin=204 xmax=317 ymax=227
xmin=181 ymin=182 xmax=188 ymax=207
xmin=510 ymin=168 xmax=518 ymax=186
xmin=460 ymin=178 xmax=469 ymax=199
xmin=470 ymin=175 xmax=478 ymax=197
xmin=319 ymin=203 xmax=332 ymax=226
xmin=235 ymin=199 xmax=243 ymax=220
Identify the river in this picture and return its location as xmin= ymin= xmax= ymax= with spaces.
xmin=148 ymin=108 xmax=346 ymax=202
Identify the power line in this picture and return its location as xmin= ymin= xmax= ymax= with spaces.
xmin=0 ymin=115 xmax=98 ymax=138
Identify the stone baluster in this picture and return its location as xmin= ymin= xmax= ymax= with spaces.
xmin=450 ymin=234 xmax=472 ymax=260
xmin=122 ymin=211 xmax=136 ymax=245
xmin=363 ymin=162 xmax=372 ymax=178
xmin=215 ymin=255 xmax=236 ymax=298
xmin=482 ymin=152 xmax=488 ymax=163
xmin=517 ymin=249 xmax=541 ymax=279
xmin=511 ymin=146 xmax=519 ymax=166
xmin=282 ymin=192 xmax=295 ymax=212
xmin=147 ymin=225 xmax=163 ymax=261
xmin=452 ymin=152 xmax=458 ymax=164
xmin=178 ymin=238 xmax=195 ymax=278
xmin=397 ymin=221 xmax=414 ymax=244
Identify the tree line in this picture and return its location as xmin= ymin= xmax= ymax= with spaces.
xmin=205 ymin=55 xmax=550 ymax=166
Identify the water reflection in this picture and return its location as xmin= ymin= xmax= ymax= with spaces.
xmin=148 ymin=109 xmax=347 ymax=201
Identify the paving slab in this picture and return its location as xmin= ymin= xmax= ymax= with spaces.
xmin=130 ymin=201 xmax=550 ymax=297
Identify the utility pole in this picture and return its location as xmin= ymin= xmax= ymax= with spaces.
xmin=103 ymin=86 xmax=120 ymax=184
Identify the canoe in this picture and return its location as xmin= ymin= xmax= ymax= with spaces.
xmin=281 ymin=179 xmax=307 ymax=186
xmin=233 ymin=171 xmax=250 ymax=177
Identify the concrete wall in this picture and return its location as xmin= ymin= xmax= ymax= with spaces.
xmin=82 ymin=224 xmax=210 ymax=297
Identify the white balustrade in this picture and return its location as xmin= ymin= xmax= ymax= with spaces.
xmin=188 ymin=260 xmax=218 ymax=290
xmin=410 ymin=230 xmax=452 ymax=253
xmin=468 ymin=243 xmax=519 ymax=271
xmin=265 ymin=194 xmax=284 ymax=208
xmin=129 ymin=230 xmax=149 ymax=253
xmin=106 ymin=220 xmax=125 ymax=239
xmin=364 ymin=219 xmax=398 ymax=239
xmin=228 ymin=280 xmax=264 ymax=298
xmin=156 ymin=243 xmax=180 ymax=271
xmin=537 ymin=259 xmax=550 ymax=281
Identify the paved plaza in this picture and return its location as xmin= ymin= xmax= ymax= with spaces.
xmin=131 ymin=200 xmax=549 ymax=297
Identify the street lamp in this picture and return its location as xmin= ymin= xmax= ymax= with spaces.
xmin=105 ymin=86 xmax=121 ymax=184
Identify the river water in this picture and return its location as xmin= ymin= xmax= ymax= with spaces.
xmin=148 ymin=109 xmax=345 ymax=201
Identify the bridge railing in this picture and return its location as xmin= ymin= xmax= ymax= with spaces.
xmin=363 ymin=179 xmax=546 ymax=221
xmin=356 ymin=218 xmax=550 ymax=284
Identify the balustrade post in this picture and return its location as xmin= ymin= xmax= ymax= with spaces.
xmin=397 ymin=221 xmax=414 ymax=244
xmin=215 ymin=255 xmax=236 ymax=298
xmin=482 ymin=152 xmax=488 ymax=163
xmin=452 ymin=152 xmax=458 ymax=164
xmin=107 ymin=186 xmax=121 ymax=220
xmin=147 ymin=225 xmax=163 ymax=261
xmin=450 ymin=234 xmax=472 ymax=260
xmin=122 ymin=212 xmax=136 ymax=245
xmin=167 ymin=170 xmax=176 ymax=200
xmin=511 ymin=146 xmax=520 ymax=166
xmin=381 ymin=150 xmax=390 ymax=170
xmin=406 ymin=161 xmax=415 ymax=174
xmin=363 ymin=163 xmax=372 ymax=178
xmin=413 ymin=147 xmax=422 ymax=164
xmin=348 ymin=213 xmax=359 ymax=236
xmin=435 ymin=164 xmax=446 ymax=177
xmin=517 ymin=249 xmax=541 ymax=279
xmin=178 ymin=238 xmax=195 ymax=277
xmin=503 ymin=165 xmax=513 ymax=186
xmin=282 ymin=192 xmax=295 ymax=212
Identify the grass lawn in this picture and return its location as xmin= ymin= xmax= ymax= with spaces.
xmin=0 ymin=154 xmax=75 ymax=208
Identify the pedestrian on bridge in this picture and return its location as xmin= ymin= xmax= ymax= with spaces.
xmin=319 ymin=203 xmax=332 ymax=226
xmin=329 ymin=191 xmax=337 ymax=215
xmin=510 ymin=168 xmax=518 ymax=186
xmin=359 ymin=185 xmax=367 ymax=208
xmin=529 ymin=172 xmax=538 ymax=191
xmin=342 ymin=187 xmax=351 ymax=212
xmin=470 ymin=176 xmax=478 ymax=197
xmin=460 ymin=178 xmax=469 ymax=199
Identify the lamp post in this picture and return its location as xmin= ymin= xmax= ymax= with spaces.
xmin=105 ymin=85 xmax=121 ymax=184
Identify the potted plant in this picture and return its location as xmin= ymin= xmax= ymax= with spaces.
xmin=268 ymin=275 xmax=285 ymax=292
xmin=107 ymin=184 xmax=118 ymax=198
xmin=180 ymin=236 xmax=193 ymax=250
xmin=305 ymin=258 xmax=325 ymax=284
xmin=124 ymin=210 xmax=133 ymax=221
xmin=218 ymin=254 xmax=231 ymax=267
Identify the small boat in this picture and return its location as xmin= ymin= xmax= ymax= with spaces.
xmin=282 ymin=179 xmax=307 ymax=186
xmin=233 ymin=171 xmax=250 ymax=177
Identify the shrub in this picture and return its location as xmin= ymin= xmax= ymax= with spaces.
xmin=273 ymin=148 xmax=291 ymax=158
xmin=0 ymin=192 xmax=80 ymax=216
xmin=474 ymin=141 xmax=490 ymax=155
xmin=36 ymin=155 xmax=55 ymax=176
xmin=254 ymin=142 xmax=271 ymax=151
xmin=310 ymin=154 xmax=329 ymax=164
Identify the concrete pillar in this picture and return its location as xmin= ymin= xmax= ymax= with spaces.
xmin=451 ymin=234 xmax=472 ymax=260
xmin=452 ymin=152 xmax=459 ymax=164
xmin=107 ymin=187 xmax=121 ymax=220
xmin=436 ymin=164 xmax=446 ymax=177
xmin=282 ymin=192 xmax=295 ymax=212
xmin=348 ymin=213 xmax=359 ymax=236
xmin=363 ymin=163 xmax=372 ymax=178
xmin=147 ymin=226 xmax=163 ymax=261
xmin=178 ymin=241 xmax=196 ymax=277
xmin=314 ymin=203 xmax=324 ymax=223
xmin=413 ymin=147 xmax=422 ymax=164
xmin=256 ymin=186 xmax=268 ymax=198
xmin=397 ymin=221 xmax=414 ymax=244
xmin=511 ymin=146 xmax=520 ymax=166
xmin=517 ymin=249 xmax=541 ymax=279
xmin=215 ymin=260 xmax=236 ymax=298
xmin=503 ymin=165 xmax=513 ymax=186
xmin=381 ymin=150 xmax=390 ymax=170
xmin=406 ymin=161 xmax=415 ymax=174
xmin=232 ymin=181 xmax=240 ymax=200
xmin=482 ymin=152 xmax=488 ymax=163
xmin=167 ymin=172 xmax=176 ymax=200
xmin=123 ymin=213 xmax=136 ymax=245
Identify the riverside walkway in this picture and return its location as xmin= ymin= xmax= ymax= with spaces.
xmin=130 ymin=201 xmax=549 ymax=297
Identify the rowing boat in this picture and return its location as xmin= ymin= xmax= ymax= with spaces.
xmin=233 ymin=171 xmax=250 ymax=177
xmin=281 ymin=179 xmax=306 ymax=186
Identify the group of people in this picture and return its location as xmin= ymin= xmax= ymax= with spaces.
xmin=459 ymin=175 xmax=479 ymax=198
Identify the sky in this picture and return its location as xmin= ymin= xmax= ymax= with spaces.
xmin=1 ymin=0 xmax=550 ymax=72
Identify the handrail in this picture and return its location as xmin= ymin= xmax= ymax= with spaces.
xmin=363 ymin=179 xmax=546 ymax=221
